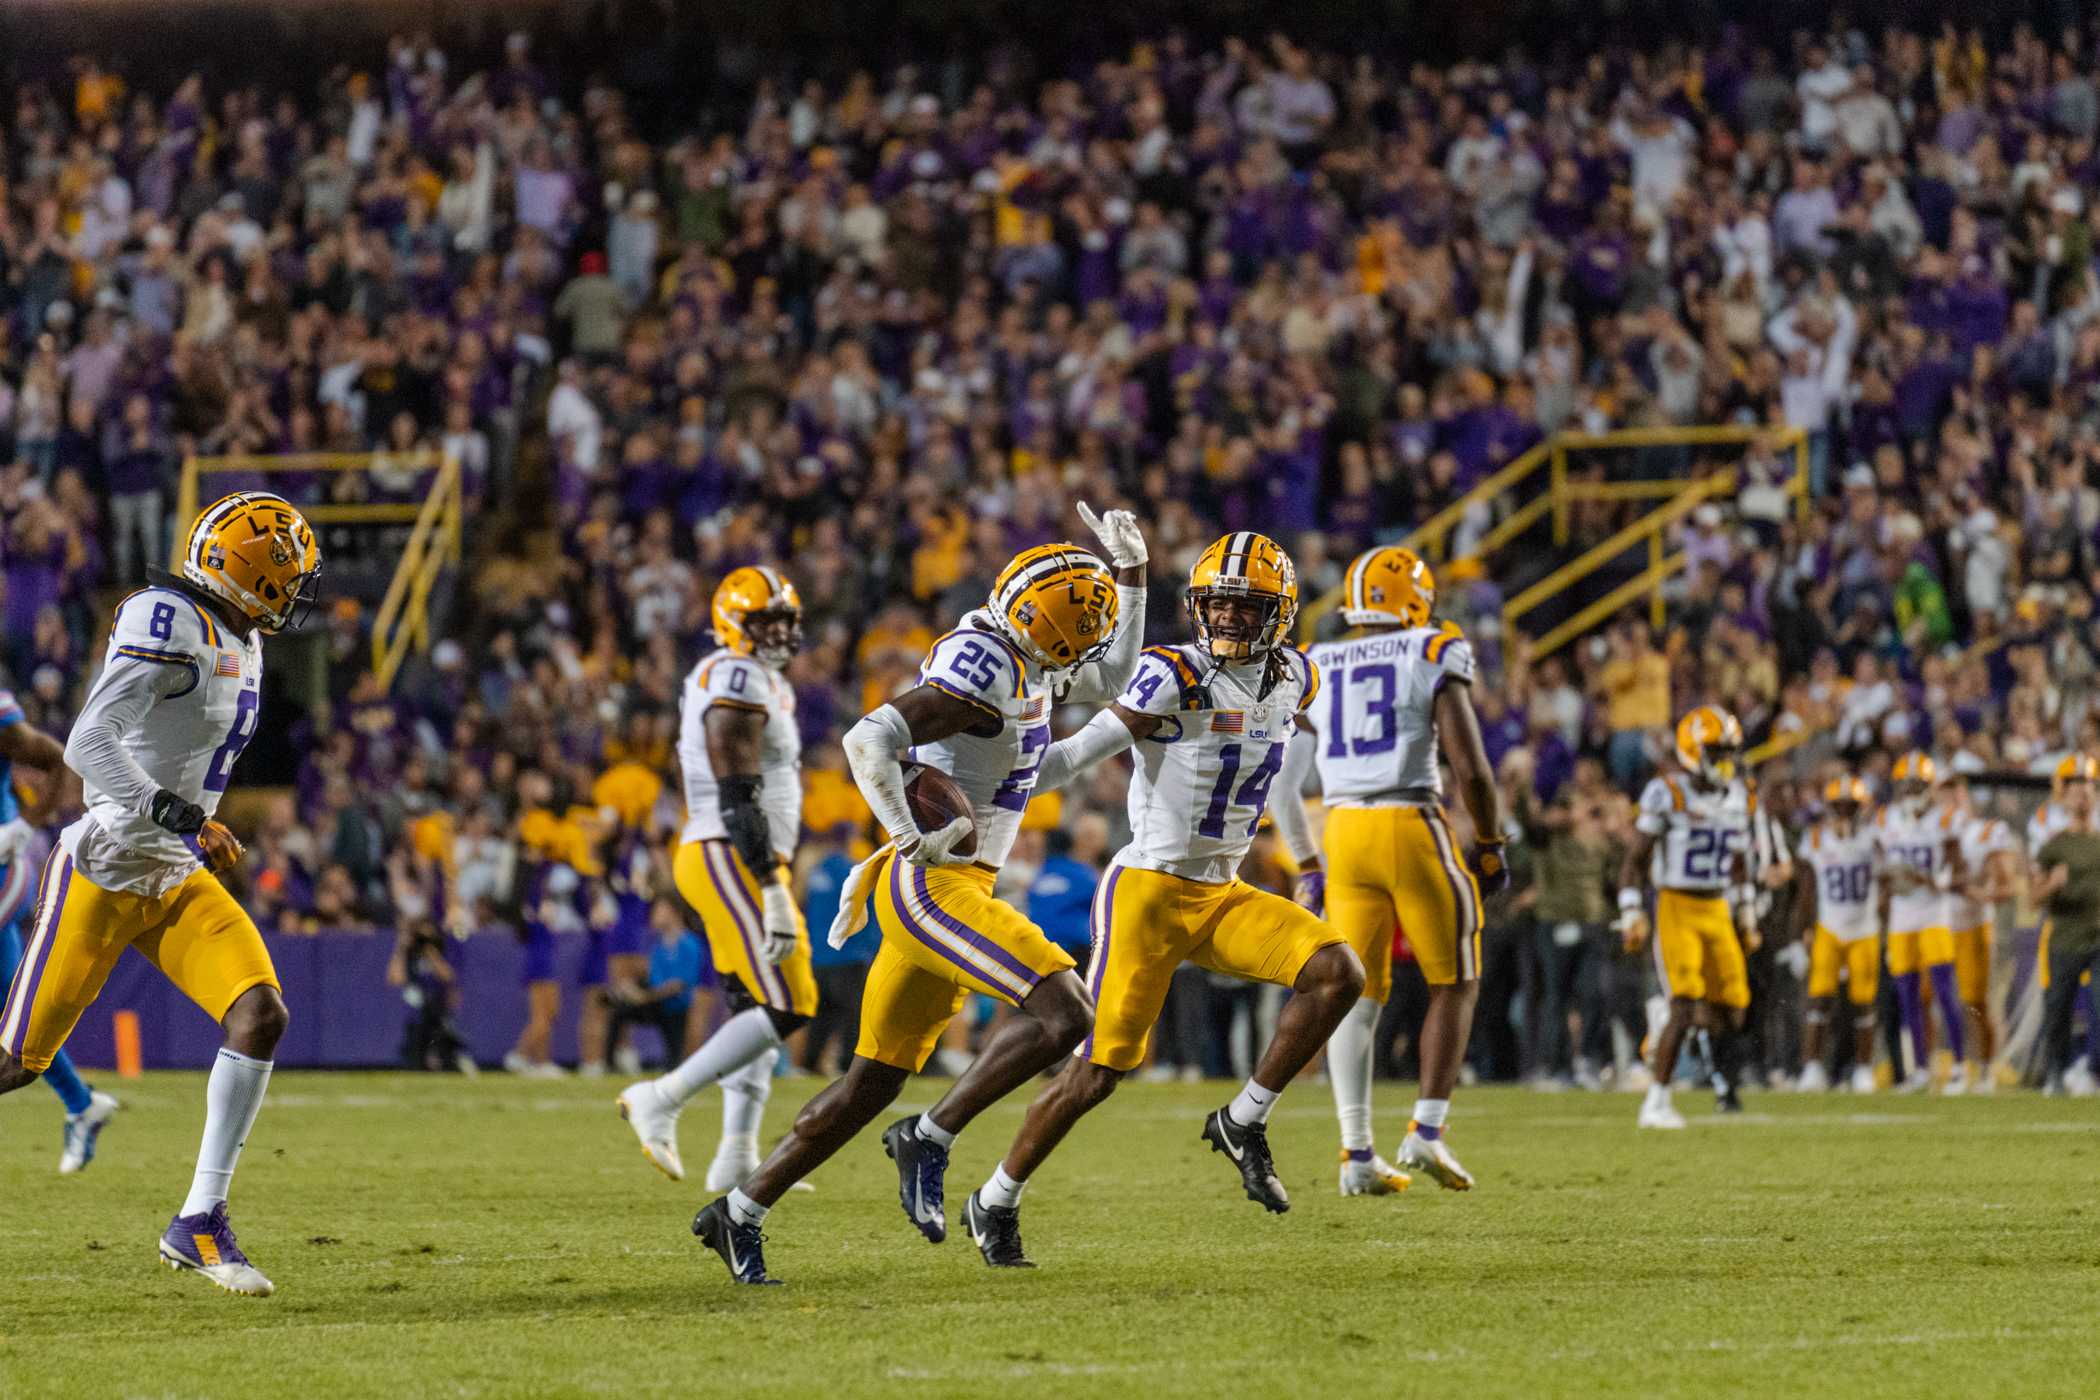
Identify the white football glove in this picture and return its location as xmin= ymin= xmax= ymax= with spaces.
xmin=0 ymin=818 xmax=33 ymax=866
xmin=760 ymin=881 xmax=800 ymax=964
xmin=907 ymin=816 xmax=977 ymax=868
xmin=1076 ymin=500 xmax=1147 ymax=568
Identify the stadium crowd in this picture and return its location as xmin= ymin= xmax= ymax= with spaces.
xmin=4 ymin=16 xmax=2100 ymax=1083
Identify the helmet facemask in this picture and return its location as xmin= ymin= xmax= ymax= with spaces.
xmin=1188 ymin=584 xmax=1284 ymax=663
xmin=743 ymin=606 xmax=803 ymax=669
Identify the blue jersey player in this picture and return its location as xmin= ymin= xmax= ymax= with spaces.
xmin=0 ymin=689 xmax=119 ymax=1172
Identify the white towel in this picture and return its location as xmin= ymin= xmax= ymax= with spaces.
xmin=827 ymin=842 xmax=894 ymax=948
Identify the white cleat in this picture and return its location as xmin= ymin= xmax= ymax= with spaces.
xmin=575 ymin=1060 xmax=608 ymax=1079
xmin=1637 ymin=1089 xmax=1687 ymax=1130
xmin=1942 ymin=1063 xmax=1969 ymax=1096
xmin=1897 ymin=1068 xmax=1932 ymax=1094
xmin=1397 ymin=1128 xmax=1474 ymax=1190
xmin=1338 ymin=1150 xmax=1412 ymax=1196
xmin=1849 ymin=1065 xmax=1877 ymax=1095
xmin=617 ymin=1083 xmax=685 ymax=1181
xmin=2065 ymin=1062 xmax=2099 ymax=1098
xmin=1796 ymin=1061 xmax=1830 ymax=1094
xmin=59 ymin=1090 xmax=120 ymax=1174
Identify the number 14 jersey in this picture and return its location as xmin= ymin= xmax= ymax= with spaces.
xmin=1116 ymin=644 xmax=1319 ymax=883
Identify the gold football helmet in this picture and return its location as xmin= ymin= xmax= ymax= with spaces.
xmin=1342 ymin=544 xmax=1435 ymax=629
xmin=1188 ymin=532 xmax=1298 ymax=662
xmin=181 ymin=491 xmax=321 ymax=633
xmin=713 ymin=565 xmax=803 ymax=668
xmin=988 ymin=543 xmax=1118 ymax=672
xmin=2052 ymin=753 xmax=2099 ymax=793
xmin=1674 ymin=706 xmax=1743 ymax=786
xmin=1824 ymin=775 xmax=1869 ymax=811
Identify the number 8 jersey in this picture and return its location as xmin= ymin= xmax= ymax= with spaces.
xmin=62 ymin=586 xmax=263 ymax=894
xmin=1635 ymin=772 xmax=1754 ymax=891
xmin=1116 ymin=643 xmax=1319 ymax=883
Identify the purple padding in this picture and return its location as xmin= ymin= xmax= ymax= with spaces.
xmin=62 ymin=929 xmax=608 ymax=1070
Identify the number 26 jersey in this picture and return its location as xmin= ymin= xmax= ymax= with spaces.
xmin=1635 ymin=773 xmax=1752 ymax=893
xmin=1115 ymin=644 xmax=1319 ymax=884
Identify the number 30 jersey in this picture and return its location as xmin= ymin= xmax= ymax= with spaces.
xmin=908 ymin=611 xmax=1053 ymax=870
xmin=1115 ymin=643 xmax=1319 ymax=884
xmin=61 ymin=586 xmax=262 ymax=895
xmin=1306 ymin=622 xmax=1473 ymax=803
xmin=1800 ymin=820 xmax=1879 ymax=940
xmin=677 ymin=647 xmax=802 ymax=856
xmin=1635 ymin=772 xmax=1753 ymax=893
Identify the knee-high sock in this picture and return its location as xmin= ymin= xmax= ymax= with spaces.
xmin=1893 ymin=972 xmax=1929 ymax=1071
xmin=651 ymin=1007 xmax=781 ymax=1108
xmin=1927 ymin=963 xmax=1966 ymax=1063
xmin=1327 ymin=996 xmax=1378 ymax=1151
xmin=180 ymin=1048 xmax=272 ymax=1217
xmin=43 ymin=1048 xmax=92 ymax=1116
xmin=719 ymin=1046 xmax=776 ymax=1146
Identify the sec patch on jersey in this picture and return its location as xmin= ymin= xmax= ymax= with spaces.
xmin=906 ymin=764 xmax=977 ymax=857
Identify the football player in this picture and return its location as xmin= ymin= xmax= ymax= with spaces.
xmin=689 ymin=506 xmax=1146 ymax=1285
xmin=963 ymin=533 xmax=1372 ymax=1266
xmin=1937 ymin=771 xmax=2020 ymax=1091
xmin=0 ymin=694 xmax=119 ymax=1170
xmin=1793 ymin=776 xmax=1880 ymax=1093
xmin=1279 ymin=544 xmax=1506 ymax=1192
xmin=620 ymin=568 xmax=815 ymax=1191
xmin=0 ymin=491 xmax=318 ymax=1296
xmin=1618 ymin=707 xmax=1758 ymax=1129
xmin=1874 ymin=751 xmax=1967 ymax=1091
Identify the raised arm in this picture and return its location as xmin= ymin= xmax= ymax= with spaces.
xmin=1060 ymin=503 xmax=1149 ymax=705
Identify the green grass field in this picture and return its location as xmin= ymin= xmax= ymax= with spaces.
xmin=2 ymin=1072 xmax=2096 ymax=1398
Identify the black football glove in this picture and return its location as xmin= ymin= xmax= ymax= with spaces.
xmin=1469 ymin=840 xmax=1511 ymax=896
xmin=150 ymin=788 xmax=206 ymax=836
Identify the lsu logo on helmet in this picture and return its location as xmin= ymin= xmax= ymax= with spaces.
xmin=990 ymin=543 xmax=1118 ymax=672
xmin=1187 ymin=532 xmax=1298 ymax=661
xmin=1673 ymin=706 xmax=1742 ymax=786
xmin=1342 ymin=544 xmax=1434 ymax=629
xmin=182 ymin=491 xmax=321 ymax=633
xmin=713 ymin=565 xmax=803 ymax=667
xmin=1891 ymin=750 xmax=1939 ymax=787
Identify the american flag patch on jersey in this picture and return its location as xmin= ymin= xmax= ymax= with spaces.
xmin=215 ymin=652 xmax=242 ymax=677
xmin=1211 ymin=711 xmax=1245 ymax=734
xmin=1022 ymin=696 xmax=1046 ymax=722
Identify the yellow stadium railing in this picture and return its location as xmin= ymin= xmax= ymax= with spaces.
xmin=176 ymin=450 xmax=464 ymax=689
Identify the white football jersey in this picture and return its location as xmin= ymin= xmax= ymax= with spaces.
xmin=2028 ymin=800 xmax=2070 ymax=853
xmin=1945 ymin=812 xmax=2018 ymax=931
xmin=1635 ymin=772 xmax=1753 ymax=892
xmin=1874 ymin=802 xmax=1959 ymax=935
xmin=1306 ymin=622 xmax=1473 ymax=803
xmin=1115 ymin=643 xmax=1318 ymax=883
xmin=1799 ymin=820 xmax=1878 ymax=941
xmin=906 ymin=611 xmax=1053 ymax=870
xmin=678 ymin=647 xmax=802 ymax=855
xmin=61 ymin=586 xmax=263 ymax=894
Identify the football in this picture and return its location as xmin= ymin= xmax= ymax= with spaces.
xmin=905 ymin=763 xmax=978 ymax=857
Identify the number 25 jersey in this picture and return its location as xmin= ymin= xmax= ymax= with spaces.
xmin=1305 ymin=622 xmax=1472 ymax=803
xmin=1635 ymin=773 xmax=1752 ymax=892
xmin=63 ymin=586 xmax=262 ymax=895
xmin=909 ymin=611 xmax=1053 ymax=870
xmin=1116 ymin=643 xmax=1319 ymax=884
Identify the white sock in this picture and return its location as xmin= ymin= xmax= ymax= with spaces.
xmin=1328 ymin=996 xmax=1378 ymax=1151
xmin=980 ymin=1164 xmax=1027 ymax=1210
xmin=180 ymin=1048 xmax=273 ymax=1217
xmin=1228 ymin=1078 xmax=1279 ymax=1127
xmin=1409 ymin=1097 xmax=1450 ymax=1140
xmin=719 ymin=1049 xmax=775 ymax=1147
xmin=1644 ymin=1082 xmax=1673 ymax=1110
xmin=916 ymin=1112 xmax=957 ymax=1148
xmin=652 ymin=1007 xmax=781 ymax=1108
xmin=726 ymin=1187 xmax=768 ymax=1226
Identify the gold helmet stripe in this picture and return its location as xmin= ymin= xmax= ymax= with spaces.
xmin=1344 ymin=547 xmax=1374 ymax=613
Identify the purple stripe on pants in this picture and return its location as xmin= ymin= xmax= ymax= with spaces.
xmin=908 ymin=863 xmax=1041 ymax=991
xmin=1079 ymin=866 xmax=1122 ymax=1061
xmin=706 ymin=842 xmax=783 ymax=1006
xmin=3 ymin=853 xmax=72 ymax=1056
xmin=887 ymin=858 xmax=1030 ymax=999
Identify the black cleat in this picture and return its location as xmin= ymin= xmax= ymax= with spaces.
xmin=1201 ymin=1107 xmax=1290 ymax=1213
xmin=882 ymin=1115 xmax=949 ymax=1243
xmin=963 ymin=1190 xmax=1035 ymax=1268
xmin=1715 ymin=1085 xmax=1744 ymax=1114
xmin=692 ymin=1197 xmax=782 ymax=1285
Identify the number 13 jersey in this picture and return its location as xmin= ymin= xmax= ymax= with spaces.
xmin=1115 ymin=644 xmax=1319 ymax=883
xmin=1306 ymin=622 xmax=1473 ymax=803
xmin=1635 ymin=773 xmax=1753 ymax=892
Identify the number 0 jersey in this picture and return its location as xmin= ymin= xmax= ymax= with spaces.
xmin=907 ymin=611 xmax=1053 ymax=870
xmin=1799 ymin=820 xmax=1879 ymax=941
xmin=1874 ymin=803 xmax=1959 ymax=935
xmin=1634 ymin=772 xmax=1753 ymax=893
xmin=1115 ymin=643 xmax=1318 ymax=883
xmin=61 ymin=586 xmax=263 ymax=895
xmin=677 ymin=648 xmax=802 ymax=856
xmin=1305 ymin=621 xmax=1473 ymax=803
